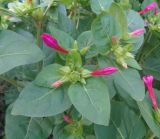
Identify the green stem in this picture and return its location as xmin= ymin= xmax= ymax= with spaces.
xmin=36 ymin=22 xmax=42 ymax=47
xmin=148 ymin=134 xmax=155 ymax=139
xmin=0 ymin=76 xmax=23 ymax=88
xmin=36 ymin=21 xmax=43 ymax=71
xmin=73 ymin=0 xmax=78 ymax=23
xmin=43 ymin=0 xmax=53 ymax=16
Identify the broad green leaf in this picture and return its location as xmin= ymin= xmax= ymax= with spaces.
xmin=12 ymin=82 xmax=71 ymax=117
xmin=126 ymin=58 xmax=142 ymax=70
xmin=68 ymin=77 xmax=110 ymax=126
xmin=58 ymin=12 xmax=76 ymax=38
xmin=77 ymin=31 xmax=94 ymax=50
xmin=35 ymin=64 xmax=62 ymax=88
xmin=110 ymin=3 xmax=128 ymax=38
xmin=5 ymin=105 xmax=29 ymax=139
xmin=5 ymin=105 xmax=55 ymax=139
xmin=23 ymin=118 xmax=54 ymax=139
xmin=127 ymin=10 xmax=145 ymax=53
xmin=0 ymin=30 xmax=44 ymax=75
xmin=95 ymin=102 xmax=146 ymax=139
xmin=90 ymin=0 xmax=113 ymax=14
xmin=91 ymin=14 xmax=121 ymax=53
xmin=77 ymin=31 xmax=97 ymax=58
xmin=114 ymin=68 xmax=145 ymax=101
xmin=137 ymin=90 xmax=160 ymax=138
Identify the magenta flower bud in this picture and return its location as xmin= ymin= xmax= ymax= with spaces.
xmin=139 ymin=2 xmax=157 ymax=14
xmin=154 ymin=8 xmax=159 ymax=15
xmin=143 ymin=75 xmax=159 ymax=110
xmin=63 ymin=115 xmax=74 ymax=124
xmin=41 ymin=33 xmax=69 ymax=54
xmin=130 ymin=29 xmax=145 ymax=37
xmin=91 ymin=67 xmax=118 ymax=76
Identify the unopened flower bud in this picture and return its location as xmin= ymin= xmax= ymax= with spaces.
xmin=52 ymin=80 xmax=62 ymax=88
xmin=91 ymin=67 xmax=118 ymax=76
xmin=41 ymin=33 xmax=69 ymax=54
xmin=139 ymin=2 xmax=157 ymax=14
xmin=63 ymin=115 xmax=74 ymax=124
xmin=130 ymin=29 xmax=145 ymax=37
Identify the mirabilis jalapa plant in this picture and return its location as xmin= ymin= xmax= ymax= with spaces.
xmin=1 ymin=0 xmax=160 ymax=139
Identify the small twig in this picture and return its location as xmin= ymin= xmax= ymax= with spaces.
xmin=0 ymin=76 xmax=23 ymax=88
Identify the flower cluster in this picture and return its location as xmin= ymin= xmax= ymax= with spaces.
xmin=41 ymin=33 xmax=118 ymax=88
xmin=139 ymin=2 xmax=160 ymax=32
xmin=110 ymin=29 xmax=145 ymax=68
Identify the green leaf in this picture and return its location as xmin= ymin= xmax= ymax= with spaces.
xmin=35 ymin=64 xmax=62 ymax=88
xmin=0 ymin=30 xmax=44 ymax=75
xmin=109 ymin=3 xmax=128 ymax=38
xmin=91 ymin=14 xmax=121 ymax=53
xmin=90 ymin=0 xmax=113 ymax=14
xmin=5 ymin=105 xmax=29 ymax=139
xmin=23 ymin=118 xmax=54 ymax=139
xmin=127 ymin=10 xmax=145 ymax=53
xmin=12 ymin=82 xmax=71 ymax=117
xmin=114 ymin=68 xmax=145 ymax=101
xmin=126 ymin=58 xmax=142 ymax=70
xmin=137 ymin=90 xmax=160 ymax=138
xmin=95 ymin=102 xmax=146 ymax=139
xmin=68 ymin=77 xmax=110 ymax=126
xmin=77 ymin=31 xmax=98 ymax=58
xmin=77 ymin=31 xmax=94 ymax=50
xmin=58 ymin=12 xmax=76 ymax=38
xmin=5 ymin=105 xmax=55 ymax=139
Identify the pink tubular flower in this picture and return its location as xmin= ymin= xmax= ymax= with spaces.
xmin=91 ymin=67 xmax=118 ymax=76
xmin=130 ymin=29 xmax=145 ymax=37
xmin=63 ymin=115 xmax=74 ymax=124
xmin=143 ymin=75 xmax=158 ymax=110
xmin=41 ymin=33 xmax=69 ymax=54
xmin=139 ymin=2 xmax=157 ymax=14
xmin=51 ymin=80 xmax=62 ymax=88
xmin=154 ymin=8 xmax=159 ymax=15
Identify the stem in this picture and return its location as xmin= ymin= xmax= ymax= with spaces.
xmin=36 ymin=22 xmax=42 ymax=47
xmin=36 ymin=21 xmax=43 ymax=71
xmin=73 ymin=0 xmax=78 ymax=23
xmin=43 ymin=0 xmax=53 ymax=16
xmin=148 ymin=134 xmax=155 ymax=139
xmin=0 ymin=76 xmax=23 ymax=88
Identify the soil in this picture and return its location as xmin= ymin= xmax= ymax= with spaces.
xmin=0 ymin=82 xmax=7 ymax=138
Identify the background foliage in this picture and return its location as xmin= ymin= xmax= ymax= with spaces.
xmin=0 ymin=0 xmax=160 ymax=139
